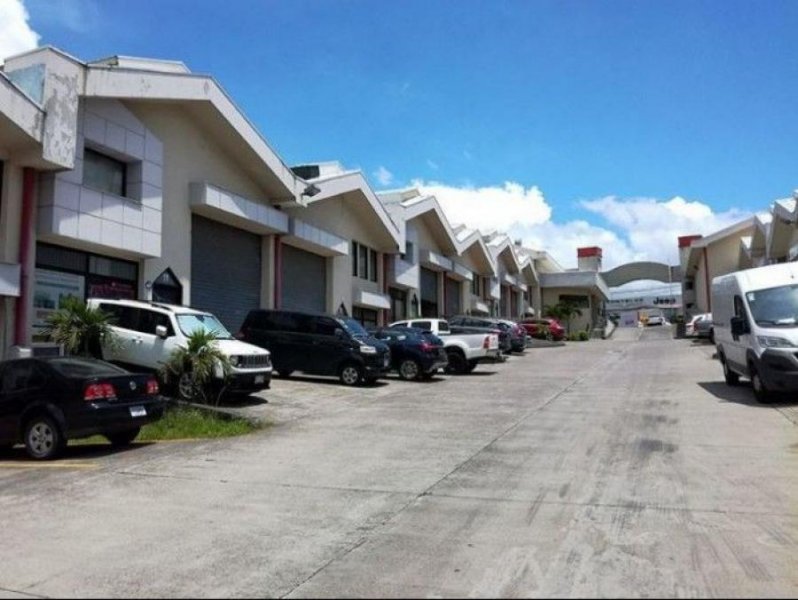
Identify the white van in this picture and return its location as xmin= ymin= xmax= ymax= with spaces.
xmin=712 ymin=262 xmax=798 ymax=402
xmin=87 ymin=298 xmax=272 ymax=398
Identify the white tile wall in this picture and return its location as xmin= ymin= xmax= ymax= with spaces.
xmin=78 ymin=214 xmax=103 ymax=244
xmin=105 ymin=122 xmax=126 ymax=154
xmin=123 ymin=202 xmax=143 ymax=228
xmin=54 ymin=181 xmax=80 ymax=212
xmin=101 ymin=195 xmax=124 ymax=222
xmin=37 ymin=98 xmax=163 ymax=259
xmin=53 ymin=207 xmax=79 ymax=238
xmin=79 ymin=187 xmax=102 ymax=214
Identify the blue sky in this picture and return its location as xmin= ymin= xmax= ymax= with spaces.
xmin=3 ymin=0 xmax=796 ymax=269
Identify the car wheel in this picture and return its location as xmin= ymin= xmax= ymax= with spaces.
xmin=178 ymin=372 xmax=198 ymax=402
xmin=339 ymin=363 xmax=363 ymax=386
xmin=465 ymin=360 xmax=478 ymax=374
xmin=749 ymin=363 xmax=771 ymax=404
xmin=398 ymin=359 xmax=420 ymax=381
xmin=277 ymin=370 xmax=293 ymax=379
xmin=105 ymin=427 xmax=141 ymax=446
xmin=721 ymin=355 xmax=739 ymax=386
xmin=444 ymin=350 xmax=467 ymax=375
xmin=23 ymin=415 xmax=64 ymax=460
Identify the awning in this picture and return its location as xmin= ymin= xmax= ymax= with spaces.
xmin=353 ymin=289 xmax=391 ymax=310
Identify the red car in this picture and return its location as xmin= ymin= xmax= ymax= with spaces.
xmin=519 ymin=318 xmax=565 ymax=341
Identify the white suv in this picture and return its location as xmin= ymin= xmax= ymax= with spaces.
xmin=87 ymin=298 xmax=272 ymax=397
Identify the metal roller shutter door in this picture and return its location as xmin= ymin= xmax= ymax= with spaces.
xmin=191 ymin=215 xmax=261 ymax=333
xmin=280 ymin=244 xmax=326 ymax=313
xmin=445 ymin=277 xmax=461 ymax=317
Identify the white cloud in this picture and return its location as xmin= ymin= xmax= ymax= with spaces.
xmin=413 ymin=180 xmax=552 ymax=231
xmin=416 ymin=180 xmax=750 ymax=270
xmin=0 ymin=0 xmax=40 ymax=63
xmin=581 ymin=195 xmax=748 ymax=268
xmin=373 ymin=166 xmax=394 ymax=187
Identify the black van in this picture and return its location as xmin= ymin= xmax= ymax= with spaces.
xmin=237 ymin=310 xmax=391 ymax=386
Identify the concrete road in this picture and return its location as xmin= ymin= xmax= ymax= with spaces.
xmin=1 ymin=328 xmax=797 ymax=598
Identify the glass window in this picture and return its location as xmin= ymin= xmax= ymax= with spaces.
xmin=358 ymin=245 xmax=368 ymax=279
xmin=315 ymin=317 xmax=339 ymax=337
xmin=350 ymin=308 xmax=378 ymax=329
xmin=745 ymin=285 xmax=798 ymax=327
xmin=100 ymin=303 xmax=139 ymax=331
xmin=351 ymin=241 xmax=358 ymax=276
xmin=138 ymin=310 xmax=174 ymax=336
xmin=48 ymin=358 xmax=127 ymax=378
xmin=270 ymin=311 xmax=299 ymax=333
xmin=402 ymin=241 xmax=414 ymax=261
xmin=339 ymin=316 xmax=370 ymax=336
xmin=413 ymin=320 xmax=432 ymax=331
xmin=176 ymin=313 xmax=232 ymax=339
xmin=1 ymin=361 xmax=47 ymax=393
xmin=369 ymin=249 xmax=378 ymax=282
xmin=36 ymin=244 xmax=87 ymax=273
xmin=83 ymin=148 xmax=127 ymax=197
xmin=89 ymin=256 xmax=137 ymax=281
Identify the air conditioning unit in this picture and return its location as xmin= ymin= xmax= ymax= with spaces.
xmin=6 ymin=343 xmax=64 ymax=360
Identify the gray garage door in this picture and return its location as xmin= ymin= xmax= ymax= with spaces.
xmin=445 ymin=277 xmax=461 ymax=317
xmin=191 ymin=215 xmax=261 ymax=333
xmin=280 ymin=243 xmax=326 ymax=313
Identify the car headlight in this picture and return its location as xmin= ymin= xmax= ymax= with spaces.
xmin=229 ymin=355 xmax=241 ymax=367
xmin=360 ymin=345 xmax=377 ymax=354
xmin=757 ymin=336 xmax=797 ymax=349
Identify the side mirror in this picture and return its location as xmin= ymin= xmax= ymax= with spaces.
xmin=334 ymin=328 xmax=346 ymax=339
xmin=155 ymin=325 xmax=169 ymax=339
xmin=730 ymin=316 xmax=748 ymax=337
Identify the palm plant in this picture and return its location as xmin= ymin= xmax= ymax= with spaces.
xmin=160 ymin=329 xmax=231 ymax=404
xmin=44 ymin=297 xmax=117 ymax=358
xmin=544 ymin=300 xmax=583 ymax=335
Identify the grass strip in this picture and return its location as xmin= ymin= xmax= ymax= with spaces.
xmin=71 ymin=406 xmax=260 ymax=445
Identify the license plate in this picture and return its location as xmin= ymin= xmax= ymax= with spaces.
xmin=129 ymin=406 xmax=147 ymax=418
xmin=254 ymin=375 xmax=265 ymax=384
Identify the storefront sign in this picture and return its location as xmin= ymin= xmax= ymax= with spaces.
xmin=87 ymin=279 xmax=136 ymax=300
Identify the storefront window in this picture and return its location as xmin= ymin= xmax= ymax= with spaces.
xmin=352 ymin=306 xmax=378 ymax=328
xmin=33 ymin=243 xmax=139 ymax=341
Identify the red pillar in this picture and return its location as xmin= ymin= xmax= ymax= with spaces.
xmin=14 ymin=168 xmax=36 ymax=346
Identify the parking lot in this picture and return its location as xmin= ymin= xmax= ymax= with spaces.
xmin=1 ymin=327 xmax=797 ymax=598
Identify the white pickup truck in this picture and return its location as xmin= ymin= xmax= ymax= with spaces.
xmin=388 ymin=318 xmax=500 ymax=374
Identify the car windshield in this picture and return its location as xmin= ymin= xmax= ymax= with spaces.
xmin=339 ymin=317 xmax=369 ymax=338
xmin=176 ymin=314 xmax=233 ymax=339
xmin=48 ymin=358 xmax=128 ymax=378
xmin=746 ymin=284 xmax=798 ymax=327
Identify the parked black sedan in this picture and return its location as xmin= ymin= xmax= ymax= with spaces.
xmin=0 ymin=357 xmax=165 ymax=460
xmin=368 ymin=327 xmax=448 ymax=380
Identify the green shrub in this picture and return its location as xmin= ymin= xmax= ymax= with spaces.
xmin=578 ymin=331 xmax=590 ymax=341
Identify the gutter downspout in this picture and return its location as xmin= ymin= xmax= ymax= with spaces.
xmin=703 ymin=246 xmax=711 ymax=313
xmin=14 ymin=168 xmax=36 ymax=346
xmin=273 ymin=235 xmax=282 ymax=309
